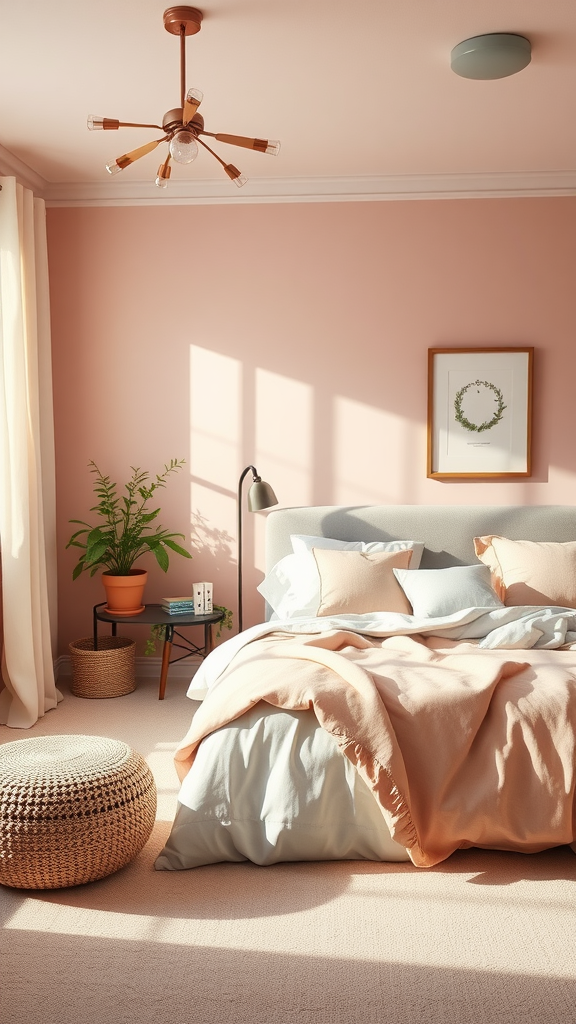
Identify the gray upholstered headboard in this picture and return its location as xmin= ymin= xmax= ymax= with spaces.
xmin=264 ymin=505 xmax=576 ymax=618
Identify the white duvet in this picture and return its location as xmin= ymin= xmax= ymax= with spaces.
xmin=155 ymin=604 xmax=576 ymax=871
xmin=155 ymin=702 xmax=410 ymax=869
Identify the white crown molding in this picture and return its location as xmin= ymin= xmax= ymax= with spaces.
xmin=42 ymin=169 xmax=576 ymax=207
xmin=1 ymin=144 xmax=575 ymax=206
xmin=0 ymin=143 xmax=49 ymax=195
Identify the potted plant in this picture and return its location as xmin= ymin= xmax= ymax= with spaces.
xmin=67 ymin=459 xmax=192 ymax=614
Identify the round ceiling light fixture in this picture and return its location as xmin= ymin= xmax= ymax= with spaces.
xmin=451 ymin=33 xmax=531 ymax=80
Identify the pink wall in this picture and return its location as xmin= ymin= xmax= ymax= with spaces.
xmin=47 ymin=197 xmax=576 ymax=652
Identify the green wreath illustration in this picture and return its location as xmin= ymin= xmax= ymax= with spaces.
xmin=454 ymin=379 xmax=507 ymax=433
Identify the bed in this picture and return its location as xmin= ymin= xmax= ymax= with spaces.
xmin=155 ymin=504 xmax=576 ymax=872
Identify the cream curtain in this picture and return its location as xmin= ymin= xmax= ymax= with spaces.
xmin=0 ymin=176 xmax=60 ymax=727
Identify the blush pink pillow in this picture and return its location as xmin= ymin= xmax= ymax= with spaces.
xmin=474 ymin=536 xmax=576 ymax=608
xmin=312 ymin=547 xmax=413 ymax=616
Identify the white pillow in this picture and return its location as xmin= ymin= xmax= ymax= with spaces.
xmin=257 ymin=552 xmax=321 ymax=619
xmin=393 ymin=564 xmax=504 ymax=619
xmin=290 ymin=534 xmax=424 ymax=568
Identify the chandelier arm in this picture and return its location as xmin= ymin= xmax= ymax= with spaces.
xmin=201 ymin=130 xmax=257 ymax=151
xmin=197 ymin=136 xmax=246 ymax=186
xmin=88 ymin=117 xmax=165 ymax=132
xmin=111 ymin=136 xmax=170 ymax=172
xmin=198 ymin=130 xmax=280 ymax=155
xmin=118 ymin=121 xmax=165 ymax=130
xmin=196 ymin=135 xmax=228 ymax=170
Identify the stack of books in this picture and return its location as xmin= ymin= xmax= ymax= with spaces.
xmin=160 ymin=596 xmax=196 ymax=615
xmin=161 ymin=583 xmax=214 ymax=616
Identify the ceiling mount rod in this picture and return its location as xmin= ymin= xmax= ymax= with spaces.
xmin=180 ymin=24 xmax=186 ymax=108
xmin=162 ymin=8 xmax=203 ymax=109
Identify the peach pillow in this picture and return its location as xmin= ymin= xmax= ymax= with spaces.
xmin=312 ymin=547 xmax=413 ymax=616
xmin=474 ymin=536 xmax=576 ymax=608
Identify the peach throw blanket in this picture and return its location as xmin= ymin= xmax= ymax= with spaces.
xmin=174 ymin=630 xmax=576 ymax=866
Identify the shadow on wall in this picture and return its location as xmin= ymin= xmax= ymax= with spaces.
xmin=191 ymin=510 xmax=234 ymax=572
xmin=190 ymin=509 xmax=235 ymax=614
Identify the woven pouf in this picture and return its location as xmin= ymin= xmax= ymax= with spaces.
xmin=69 ymin=636 xmax=136 ymax=698
xmin=0 ymin=734 xmax=157 ymax=889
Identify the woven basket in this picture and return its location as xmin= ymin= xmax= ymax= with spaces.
xmin=69 ymin=636 xmax=136 ymax=698
xmin=0 ymin=734 xmax=157 ymax=889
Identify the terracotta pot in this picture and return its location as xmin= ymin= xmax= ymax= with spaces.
xmin=102 ymin=569 xmax=148 ymax=615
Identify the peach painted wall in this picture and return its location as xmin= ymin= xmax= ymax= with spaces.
xmin=47 ymin=197 xmax=576 ymax=653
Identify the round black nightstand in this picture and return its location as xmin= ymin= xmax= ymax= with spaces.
xmin=93 ymin=603 xmax=224 ymax=699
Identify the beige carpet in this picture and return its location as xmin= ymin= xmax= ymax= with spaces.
xmin=2 ymin=673 xmax=576 ymax=1024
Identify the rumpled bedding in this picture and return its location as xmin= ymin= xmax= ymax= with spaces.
xmin=174 ymin=606 xmax=576 ymax=867
xmin=188 ymin=604 xmax=576 ymax=701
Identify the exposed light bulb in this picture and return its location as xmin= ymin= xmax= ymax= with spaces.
xmin=169 ymin=131 xmax=198 ymax=164
xmin=224 ymin=164 xmax=247 ymax=188
xmin=186 ymin=87 xmax=203 ymax=106
xmin=265 ymin=140 xmax=281 ymax=156
xmin=88 ymin=116 xmax=120 ymax=131
xmin=155 ymin=158 xmax=172 ymax=188
xmin=183 ymin=88 xmax=203 ymax=124
xmin=105 ymin=160 xmax=123 ymax=175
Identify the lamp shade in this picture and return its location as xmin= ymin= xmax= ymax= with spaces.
xmin=451 ymin=33 xmax=531 ymax=80
xmin=247 ymin=479 xmax=278 ymax=512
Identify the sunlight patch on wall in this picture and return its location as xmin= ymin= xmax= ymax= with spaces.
xmin=255 ymin=368 xmax=313 ymax=570
xmin=189 ymin=485 xmax=236 ymax=574
xmin=190 ymin=346 xmax=240 ymax=490
xmin=189 ymin=345 xmax=239 ymax=552
xmin=255 ymin=369 xmax=312 ymax=504
xmin=333 ymin=397 xmax=408 ymax=505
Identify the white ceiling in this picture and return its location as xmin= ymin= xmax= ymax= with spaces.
xmin=1 ymin=0 xmax=575 ymax=204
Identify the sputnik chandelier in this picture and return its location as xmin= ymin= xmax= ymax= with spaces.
xmin=87 ymin=6 xmax=280 ymax=189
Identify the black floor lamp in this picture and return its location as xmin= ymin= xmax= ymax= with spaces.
xmin=237 ymin=465 xmax=278 ymax=633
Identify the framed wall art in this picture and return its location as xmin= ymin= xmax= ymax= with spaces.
xmin=427 ymin=347 xmax=533 ymax=480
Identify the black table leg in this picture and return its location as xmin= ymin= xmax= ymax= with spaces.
xmin=159 ymin=624 xmax=174 ymax=701
xmin=204 ymin=620 xmax=214 ymax=656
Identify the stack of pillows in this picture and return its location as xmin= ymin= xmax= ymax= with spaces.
xmin=258 ymin=534 xmax=576 ymax=620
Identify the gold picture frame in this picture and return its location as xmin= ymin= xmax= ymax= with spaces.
xmin=427 ymin=347 xmax=533 ymax=480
